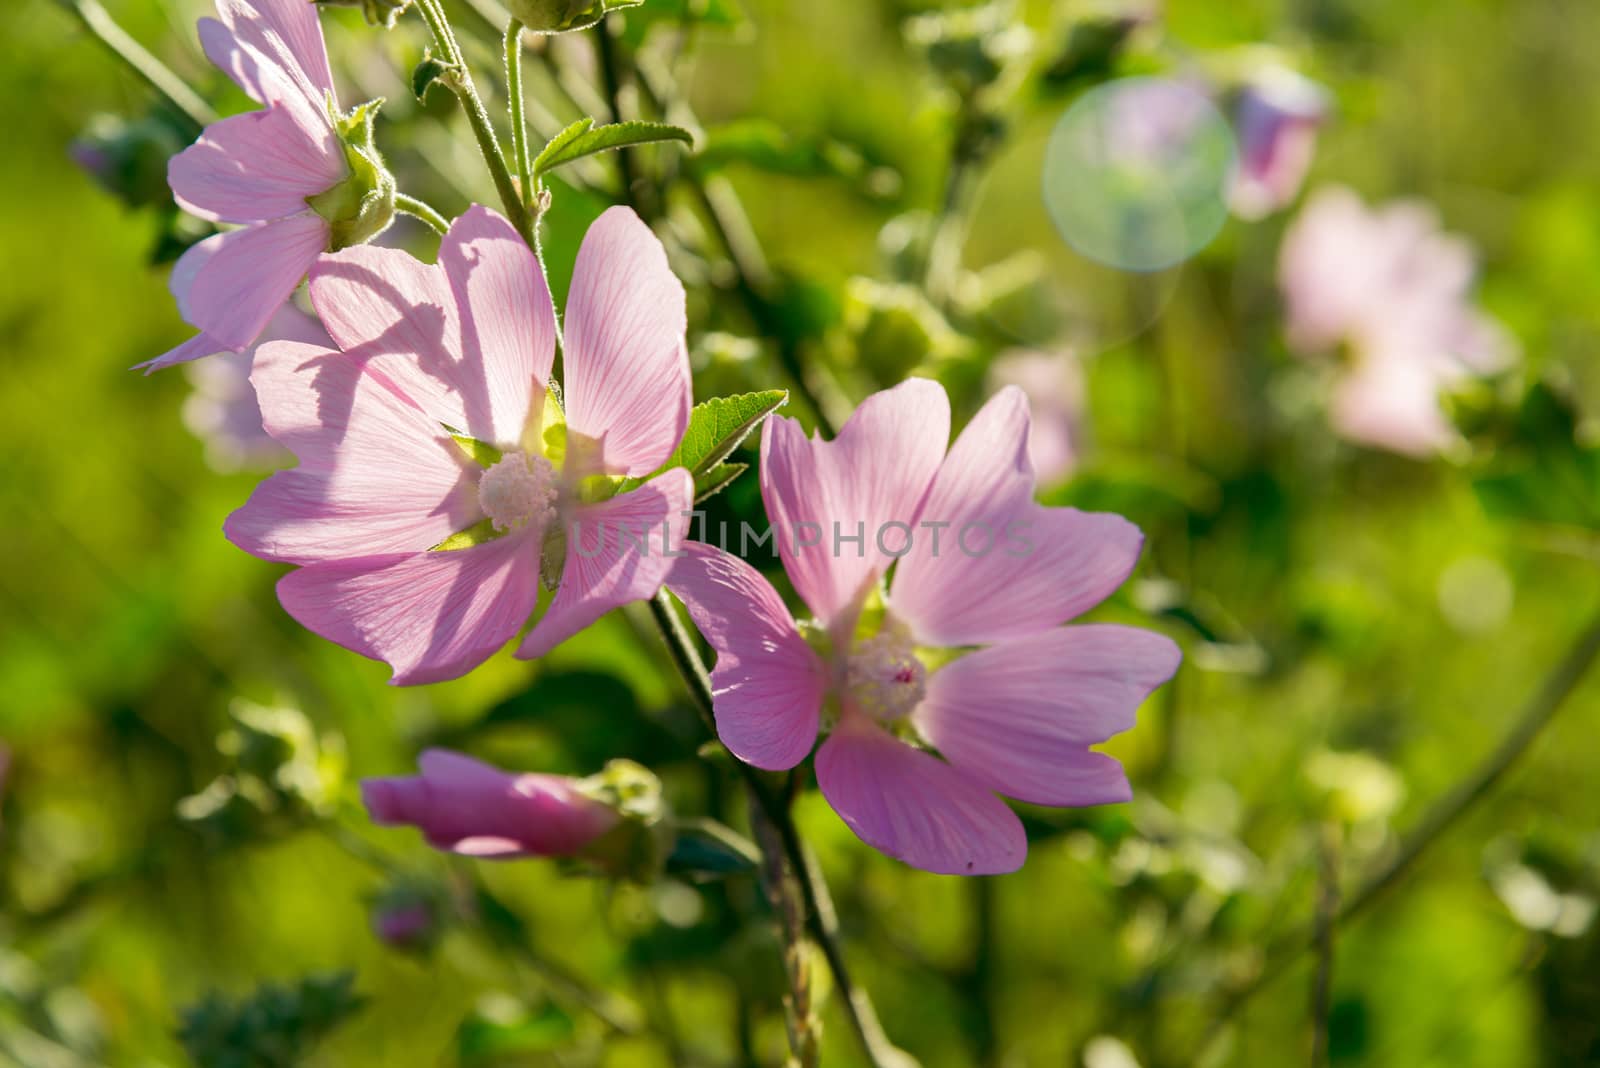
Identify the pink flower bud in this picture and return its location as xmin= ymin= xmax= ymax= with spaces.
xmin=1230 ymin=67 xmax=1329 ymax=220
xmin=361 ymin=749 xmax=620 ymax=859
xmin=371 ymin=898 xmax=436 ymax=951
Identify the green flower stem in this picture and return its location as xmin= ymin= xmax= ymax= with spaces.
xmin=1200 ymin=606 xmax=1600 ymax=1053
xmin=394 ymin=192 xmax=450 ymax=234
xmin=60 ymin=0 xmax=215 ymax=133
xmin=648 ymin=593 xmax=912 ymax=1068
xmin=412 ymin=0 xmax=534 ymax=244
xmin=504 ymin=18 xmax=533 ymax=206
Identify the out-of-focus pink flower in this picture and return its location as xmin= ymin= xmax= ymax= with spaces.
xmin=149 ymin=0 xmax=392 ymax=369
xmin=181 ymin=305 xmax=327 ymax=472
xmin=371 ymin=897 xmax=436 ymax=950
xmin=1278 ymin=186 xmax=1515 ymax=455
xmin=362 ymin=749 xmax=620 ymax=859
xmin=667 ymin=380 xmax=1179 ymax=875
xmin=1230 ymin=66 xmax=1329 ymax=220
xmin=987 ymin=350 xmax=1085 ymax=485
xmin=226 ymin=205 xmax=692 ymax=683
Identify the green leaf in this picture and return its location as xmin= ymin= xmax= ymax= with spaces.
xmin=458 ymin=1001 xmax=575 ymax=1062
xmin=411 ymin=49 xmax=455 ymax=102
xmin=431 ymin=518 xmax=505 ymax=552
xmin=633 ymin=390 xmax=787 ymax=499
xmin=694 ymin=462 xmax=747 ymax=503
xmin=532 ymin=120 xmax=694 ymax=181
xmin=666 ymin=818 xmax=761 ymax=881
xmin=449 ymin=431 xmax=503 ymax=467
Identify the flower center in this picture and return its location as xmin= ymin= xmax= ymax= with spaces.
xmin=845 ymin=629 xmax=927 ymax=723
xmin=478 ymin=453 xmax=558 ymax=533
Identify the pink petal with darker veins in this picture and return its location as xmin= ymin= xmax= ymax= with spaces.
xmin=561 ymin=207 xmax=690 ymax=477
xmin=665 ymin=541 xmax=827 ymax=770
xmin=185 ymin=214 xmax=329 ymax=351
xmin=890 ymin=387 xmax=1144 ymax=647
xmin=168 ymin=106 xmax=346 ymax=224
xmin=760 ymin=377 xmax=948 ymax=633
xmin=224 ymin=339 xmax=479 ymax=563
xmin=276 ymin=527 xmax=542 ymax=685
xmin=517 ymin=468 xmax=694 ymax=659
xmin=914 ymin=625 xmax=1179 ymax=806
xmin=814 ymin=718 xmax=1026 ymax=876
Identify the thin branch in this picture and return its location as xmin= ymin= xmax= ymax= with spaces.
xmin=413 ymin=0 xmax=534 ymax=242
xmin=394 ymin=192 xmax=450 ymax=234
xmin=593 ymin=19 xmax=642 ymax=212
xmin=60 ymin=0 xmax=215 ymax=132
xmin=1308 ymin=823 xmax=1339 ymax=1068
xmin=648 ymin=593 xmax=912 ymax=1068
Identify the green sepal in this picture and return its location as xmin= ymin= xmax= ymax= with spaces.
xmin=307 ymin=96 xmax=397 ymax=251
xmin=431 ymin=518 xmax=505 ymax=552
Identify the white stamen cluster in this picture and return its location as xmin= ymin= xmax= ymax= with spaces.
xmin=845 ymin=630 xmax=927 ymax=723
xmin=478 ymin=452 xmax=558 ymax=533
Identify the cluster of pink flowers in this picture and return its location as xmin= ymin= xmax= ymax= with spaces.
xmin=138 ymin=0 xmax=1186 ymax=878
xmin=1279 ymin=186 xmax=1515 ymax=455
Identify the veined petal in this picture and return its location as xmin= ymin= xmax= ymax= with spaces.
xmin=890 ymin=387 xmax=1143 ymax=646
xmin=225 ymin=340 xmax=480 ymax=563
xmin=185 ymin=214 xmax=329 ymax=352
xmin=138 ymin=332 xmax=226 ymax=374
xmin=562 ymin=207 xmax=690 ymax=477
xmin=914 ymin=625 xmax=1179 ymax=806
xmin=438 ymin=206 xmax=556 ymax=450
xmin=761 ymin=378 xmax=949 ymax=631
xmin=665 ymin=542 xmax=826 ymax=771
xmin=197 ymin=17 xmax=335 ymax=147
xmin=215 ymin=0 xmax=336 ymax=100
xmin=517 ymin=469 xmax=695 ymax=659
xmin=276 ymin=534 xmax=541 ymax=685
xmin=169 ymin=107 xmax=346 ymax=224
xmin=814 ymin=718 xmax=1026 ymax=876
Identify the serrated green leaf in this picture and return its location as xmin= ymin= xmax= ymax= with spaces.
xmin=431 ymin=518 xmax=505 ymax=552
xmin=694 ymin=461 xmax=747 ymax=502
xmin=532 ymin=120 xmax=694 ymax=180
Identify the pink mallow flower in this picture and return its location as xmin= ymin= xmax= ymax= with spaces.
xmin=1278 ymin=186 xmax=1515 ymax=455
xmin=147 ymin=0 xmax=394 ymax=369
xmin=1229 ymin=65 xmax=1329 ymax=220
xmin=226 ymin=205 xmax=693 ymax=683
xmin=666 ymin=379 xmax=1180 ymax=875
xmin=362 ymin=749 xmax=620 ymax=859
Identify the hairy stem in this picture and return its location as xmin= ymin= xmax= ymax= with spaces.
xmin=394 ymin=192 xmax=450 ymax=234
xmin=60 ymin=0 xmax=214 ymax=132
xmin=648 ymin=593 xmax=910 ymax=1068
xmin=504 ymin=19 xmax=533 ymax=205
xmin=413 ymin=0 xmax=534 ymax=242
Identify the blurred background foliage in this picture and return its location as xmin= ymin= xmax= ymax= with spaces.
xmin=3 ymin=0 xmax=1600 ymax=1065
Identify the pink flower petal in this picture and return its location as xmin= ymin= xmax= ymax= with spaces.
xmin=665 ymin=542 xmax=827 ymax=770
xmin=814 ymin=718 xmax=1026 ymax=875
xmin=186 ymin=214 xmax=329 ymax=351
xmin=196 ymin=17 xmax=334 ymax=148
xmin=215 ymin=0 xmax=336 ymax=100
xmin=225 ymin=340 xmax=480 ymax=563
xmin=914 ymin=625 xmax=1179 ymax=805
xmin=517 ymin=468 xmax=695 ymax=659
xmin=138 ymin=332 xmax=226 ymax=373
xmin=438 ymin=206 xmax=556 ymax=449
xmin=277 ymin=533 xmax=541 ymax=685
xmin=168 ymin=106 xmax=345 ymax=224
xmin=761 ymin=378 xmax=949 ymax=632
xmin=1329 ymin=345 xmax=1456 ymax=457
xmin=889 ymin=387 xmax=1143 ymax=646
xmin=362 ymin=748 xmax=618 ymax=858
xmin=561 ymin=207 xmax=690 ymax=477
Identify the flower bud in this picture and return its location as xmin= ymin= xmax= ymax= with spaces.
xmin=311 ymin=0 xmax=413 ymax=29
xmin=844 ymin=277 xmax=964 ymax=383
xmin=905 ymin=3 xmax=1033 ymax=99
xmin=506 ymin=0 xmax=638 ymax=34
xmin=1229 ymin=66 xmax=1329 ymax=220
xmin=361 ymin=750 xmax=668 ymax=880
xmin=71 ymin=113 xmax=186 ymax=209
xmin=307 ymin=100 xmax=397 ymax=251
xmin=369 ymin=884 xmax=441 ymax=953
